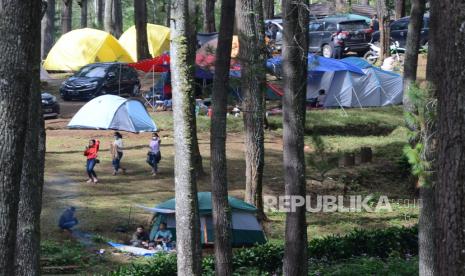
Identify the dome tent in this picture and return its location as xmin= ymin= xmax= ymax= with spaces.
xmin=140 ymin=192 xmax=267 ymax=246
xmin=68 ymin=95 xmax=157 ymax=133
xmin=306 ymin=56 xmax=403 ymax=107
xmin=43 ymin=28 xmax=133 ymax=72
xmin=119 ymin=24 xmax=171 ymax=61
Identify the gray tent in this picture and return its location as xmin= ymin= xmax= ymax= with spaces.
xmin=307 ymin=57 xmax=403 ymax=108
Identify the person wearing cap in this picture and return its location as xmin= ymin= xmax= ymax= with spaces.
xmin=58 ymin=207 xmax=78 ymax=232
xmin=111 ymin=132 xmax=126 ymax=175
xmin=147 ymin=132 xmax=161 ymax=176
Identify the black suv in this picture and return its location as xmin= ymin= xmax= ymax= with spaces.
xmin=371 ymin=14 xmax=429 ymax=48
xmin=309 ymin=17 xmax=372 ymax=57
xmin=60 ymin=63 xmax=141 ymax=101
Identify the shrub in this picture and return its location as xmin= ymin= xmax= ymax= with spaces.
xmin=111 ymin=226 xmax=417 ymax=275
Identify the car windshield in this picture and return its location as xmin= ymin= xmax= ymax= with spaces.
xmin=339 ymin=21 xmax=369 ymax=31
xmin=75 ymin=66 xmax=108 ymax=78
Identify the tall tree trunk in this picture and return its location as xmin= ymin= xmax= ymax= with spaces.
xmin=104 ymin=0 xmax=122 ymax=37
xmin=165 ymin=0 xmax=171 ymax=27
xmin=61 ymin=0 xmax=73 ymax=34
xmin=395 ymin=0 xmax=405 ymax=19
xmin=429 ymin=1 xmax=465 ymax=275
xmin=95 ymin=0 xmax=104 ymax=28
xmin=376 ymin=0 xmax=390 ymax=61
xmin=419 ymin=186 xmax=435 ymax=276
xmin=15 ymin=35 xmax=45 ymax=276
xmin=80 ymin=0 xmax=88 ymax=27
xmin=170 ymin=0 xmax=202 ymax=275
xmin=41 ymin=0 xmax=56 ymax=59
xmin=236 ymin=0 xmax=266 ymax=218
xmin=263 ymin=0 xmax=274 ymax=19
xmin=203 ymin=0 xmax=216 ymax=32
xmin=211 ymin=0 xmax=236 ymax=275
xmin=0 ymin=0 xmax=41 ymax=274
xmin=134 ymin=0 xmax=151 ymax=60
xmin=281 ymin=0 xmax=309 ymax=275
xmin=402 ymin=0 xmax=425 ymax=124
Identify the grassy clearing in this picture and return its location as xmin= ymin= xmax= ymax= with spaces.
xmin=42 ymin=106 xmax=416 ymax=273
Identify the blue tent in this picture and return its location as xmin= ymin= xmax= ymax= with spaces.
xmin=308 ymin=55 xmax=365 ymax=74
xmin=68 ymin=95 xmax=157 ymax=133
xmin=307 ymin=57 xmax=403 ymax=107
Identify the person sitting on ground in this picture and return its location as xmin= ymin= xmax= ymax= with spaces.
xmin=130 ymin=225 xmax=150 ymax=248
xmin=58 ymin=206 xmax=78 ymax=232
xmin=153 ymin=222 xmax=172 ymax=246
xmin=317 ymin=89 xmax=326 ymax=107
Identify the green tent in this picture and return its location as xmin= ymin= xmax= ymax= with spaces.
xmin=146 ymin=192 xmax=267 ymax=246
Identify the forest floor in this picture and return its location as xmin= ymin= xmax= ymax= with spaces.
xmin=41 ymin=102 xmax=418 ymax=273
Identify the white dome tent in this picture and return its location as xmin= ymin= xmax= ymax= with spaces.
xmin=68 ymin=95 xmax=157 ymax=133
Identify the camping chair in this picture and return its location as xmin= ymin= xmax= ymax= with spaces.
xmin=140 ymin=69 xmax=164 ymax=111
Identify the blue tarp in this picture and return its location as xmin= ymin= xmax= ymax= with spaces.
xmin=340 ymin=57 xmax=372 ymax=69
xmin=308 ymin=55 xmax=365 ymax=74
xmin=266 ymin=55 xmax=365 ymax=75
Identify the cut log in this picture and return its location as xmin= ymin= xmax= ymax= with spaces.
xmin=360 ymin=147 xmax=373 ymax=163
xmin=342 ymin=152 xmax=355 ymax=167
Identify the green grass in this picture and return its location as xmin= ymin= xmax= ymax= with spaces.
xmin=43 ymin=106 xmax=416 ymax=273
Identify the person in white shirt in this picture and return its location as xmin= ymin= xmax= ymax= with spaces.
xmin=111 ymin=132 xmax=126 ymax=175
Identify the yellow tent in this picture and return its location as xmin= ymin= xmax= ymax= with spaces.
xmin=119 ymin=24 xmax=170 ymax=61
xmin=43 ymin=28 xmax=134 ymax=72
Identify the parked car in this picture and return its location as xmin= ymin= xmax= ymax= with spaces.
xmin=60 ymin=63 xmax=140 ymax=101
xmin=309 ymin=17 xmax=373 ymax=58
xmin=265 ymin=17 xmax=372 ymax=58
xmin=42 ymin=92 xmax=60 ymax=118
xmin=371 ymin=14 xmax=429 ymax=48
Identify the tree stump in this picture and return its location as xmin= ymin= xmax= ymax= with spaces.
xmin=342 ymin=152 xmax=355 ymax=167
xmin=360 ymin=147 xmax=373 ymax=163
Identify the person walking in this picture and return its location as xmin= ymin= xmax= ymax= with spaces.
xmin=147 ymin=132 xmax=161 ymax=176
xmin=111 ymin=132 xmax=126 ymax=175
xmin=84 ymin=139 xmax=100 ymax=183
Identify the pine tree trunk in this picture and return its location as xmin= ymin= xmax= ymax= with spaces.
xmin=281 ymin=1 xmax=309 ymax=275
xmin=41 ymin=0 xmax=56 ymax=59
xmin=395 ymin=0 xmax=405 ymax=20
xmin=211 ymin=0 xmax=235 ymax=275
xmin=419 ymin=186 xmax=435 ymax=276
xmin=81 ymin=0 xmax=88 ymax=27
xmin=165 ymin=0 xmax=171 ymax=27
xmin=170 ymin=0 xmax=202 ymax=275
xmin=263 ymin=0 xmax=274 ymax=19
xmin=135 ymin=0 xmax=151 ymax=61
xmin=402 ymin=0 xmax=425 ymax=128
xmin=95 ymin=0 xmax=104 ymax=28
xmin=104 ymin=0 xmax=122 ymax=37
xmin=62 ymin=0 xmax=73 ymax=34
xmin=376 ymin=0 xmax=390 ymax=61
xmin=429 ymin=1 xmax=465 ymax=274
xmin=203 ymin=0 xmax=216 ymax=32
xmin=15 ymin=37 xmax=45 ymax=276
xmin=0 ymin=0 xmax=41 ymax=274
xmin=236 ymin=0 xmax=266 ymax=218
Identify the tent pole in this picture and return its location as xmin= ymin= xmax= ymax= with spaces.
xmin=152 ymin=65 xmax=155 ymax=112
xmin=352 ymin=88 xmax=364 ymax=110
xmin=119 ymin=63 xmax=122 ymax=96
xmin=334 ymin=96 xmax=348 ymax=117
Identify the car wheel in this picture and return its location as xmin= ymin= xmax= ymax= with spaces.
xmin=322 ymin=44 xmax=333 ymax=58
xmin=363 ymin=51 xmax=378 ymax=65
xmin=61 ymin=96 xmax=71 ymax=101
xmin=131 ymin=84 xmax=140 ymax=97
